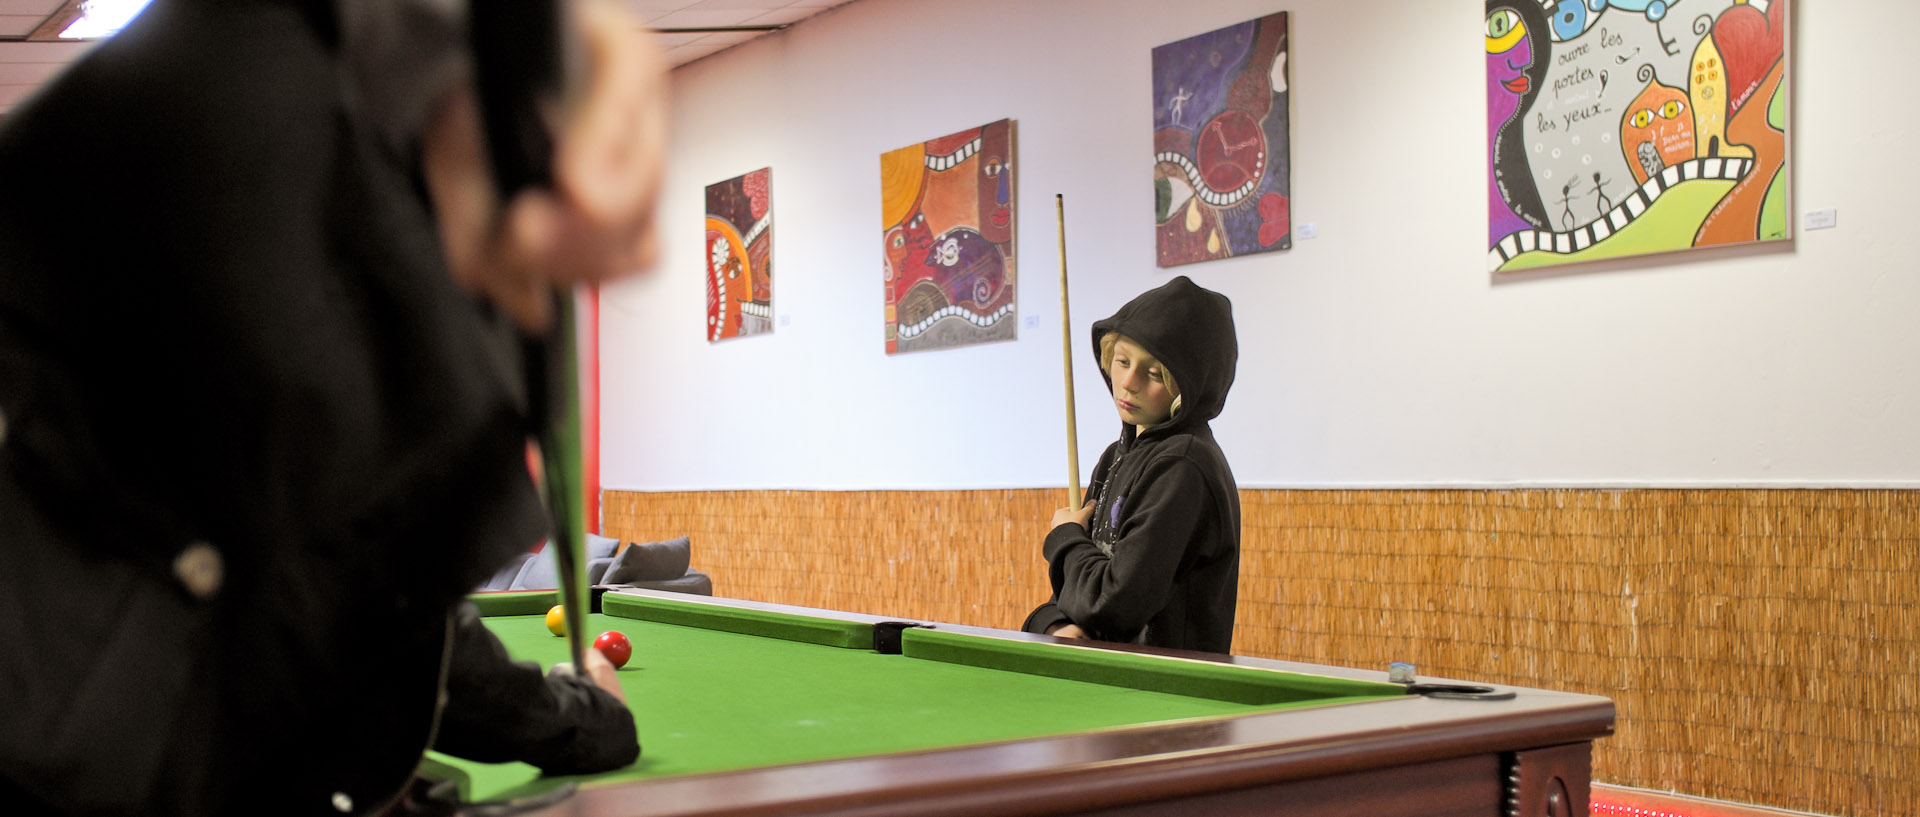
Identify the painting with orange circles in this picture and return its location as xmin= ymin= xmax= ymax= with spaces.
xmin=1485 ymin=0 xmax=1791 ymax=274
xmin=879 ymin=119 xmax=1016 ymax=355
xmin=706 ymin=168 xmax=773 ymax=342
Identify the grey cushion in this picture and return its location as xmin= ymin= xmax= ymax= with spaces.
xmin=478 ymin=552 xmax=534 ymax=591
xmin=602 ymin=536 xmax=691 ymax=584
xmin=508 ymin=535 xmax=623 ymax=590
xmin=585 ymin=532 xmax=620 ymax=561
xmin=508 ymin=548 xmax=558 ymax=590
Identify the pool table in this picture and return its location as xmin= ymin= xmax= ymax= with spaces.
xmin=429 ymin=587 xmax=1613 ymax=817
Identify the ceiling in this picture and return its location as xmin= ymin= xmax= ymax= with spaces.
xmin=636 ymin=1 xmax=847 ymax=66
xmin=0 ymin=0 xmax=851 ymax=116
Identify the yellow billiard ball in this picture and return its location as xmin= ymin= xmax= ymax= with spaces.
xmin=545 ymin=605 xmax=567 ymax=637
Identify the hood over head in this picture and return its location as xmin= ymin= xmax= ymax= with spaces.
xmin=1091 ymin=276 xmax=1237 ymax=431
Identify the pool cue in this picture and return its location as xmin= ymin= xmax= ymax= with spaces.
xmin=538 ymin=297 xmax=592 ymax=681
xmin=469 ymin=0 xmax=596 ymax=683
xmin=1056 ymin=194 xmax=1082 ymax=509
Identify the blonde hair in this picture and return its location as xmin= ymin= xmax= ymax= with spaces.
xmin=1098 ymin=331 xmax=1183 ymax=417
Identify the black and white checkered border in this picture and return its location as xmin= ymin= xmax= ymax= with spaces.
xmin=1487 ymin=156 xmax=1753 ymax=272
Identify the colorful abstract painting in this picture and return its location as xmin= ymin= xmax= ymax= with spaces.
xmin=1151 ymin=13 xmax=1291 ymax=268
xmin=706 ymin=167 xmax=773 ymax=342
xmin=1486 ymin=0 xmax=1790 ymax=273
xmin=880 ymin=119 xmax=1016 ymax=354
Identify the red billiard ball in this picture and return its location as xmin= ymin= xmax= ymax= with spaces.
xmin=593 ymin=630 xmax=632 ymax=668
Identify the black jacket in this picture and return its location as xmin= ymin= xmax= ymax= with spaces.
xmin=1023 ymin=276 xmax=1241 ymax=653
xmin=0 ymin=1 xmax=624 ymax=813
xmin=436 ymin=603 xmax=640 ymax=776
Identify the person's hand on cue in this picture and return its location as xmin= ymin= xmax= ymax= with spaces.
xmin=421 ymin=0 xmax=668 ymax=334
xmin=1050 ymin=502 xmax=1095 ymax=531
xmin=581 ymin=648 xmax=627 ymax=705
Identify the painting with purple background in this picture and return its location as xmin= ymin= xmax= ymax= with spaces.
xmin=1151 ymin=12 xmax=1290 ymax=268
xmin=1487 ymin=1 xmax=1553 ymax=247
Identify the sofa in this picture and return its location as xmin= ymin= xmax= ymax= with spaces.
xmin=476 ymin=533 xmax=712 ymax=596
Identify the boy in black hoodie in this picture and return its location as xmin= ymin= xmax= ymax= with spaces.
xmin=1023 ymin=276 xmax=1241 ymax=653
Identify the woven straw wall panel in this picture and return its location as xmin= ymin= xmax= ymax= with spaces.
xmin=603 ymin=488 xmax=1916 ymax=817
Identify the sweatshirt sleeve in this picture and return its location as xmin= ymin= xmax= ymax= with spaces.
xmin=1020 ymin=443 xmax=1122 ymax=635
xmin=432 ymin=603 xmax=640 ymax=775
xmin=1042 ymin=456 xmax=1212 ymax=643
xmin=1020 ymin=599 xmax=1072 ymax=635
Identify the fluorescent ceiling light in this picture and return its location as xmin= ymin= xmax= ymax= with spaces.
xmin=59 ymin=0 xmax=154 ymax=40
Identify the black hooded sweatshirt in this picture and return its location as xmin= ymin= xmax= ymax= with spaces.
xmin=0 ymin=1 xmax=634 ymax=813
xmin=1022 ymin=276 xmax=1241 ymax=653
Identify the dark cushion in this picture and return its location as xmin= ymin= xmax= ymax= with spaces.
xmin=587 ymin=556 xmax=614 ymax=586
xmin=602 ymin=536 xmax=691 ymax=584
xmin=627 ymin=569 xmax=712 ymax=596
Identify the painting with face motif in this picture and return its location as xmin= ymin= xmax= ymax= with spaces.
xmin=706 ymin=168 xmax=773 ymax=342
xmin=879 ymin=119 xmax=1016 ymax=354
xmin=1486 ymin=0 xmax=1791 ymax=274
xmin=1151 ymin=12 xmax=1291 ymax=268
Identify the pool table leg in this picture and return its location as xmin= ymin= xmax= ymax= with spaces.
xmin=1507 ymin=742 xmax=1594 ymax=817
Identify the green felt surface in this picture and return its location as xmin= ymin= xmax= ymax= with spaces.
xmin=428 ymin=600 xmax=1405 ymax=803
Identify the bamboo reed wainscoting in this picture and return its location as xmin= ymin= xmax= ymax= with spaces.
xmin=602 ymin=488 xmax=1916 ymax=817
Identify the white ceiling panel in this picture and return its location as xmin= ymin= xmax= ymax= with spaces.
xmin=2 ymin=82 xmax=44 ymax=114
xmin=663 ymin=43 xmax=725 ymax=64
xmin=651 ymin=31 xmax=709 ymax=48
xmin=685 ymin=0 xmax=800 ymax=9
xmin=1 ymin=16 xmax=43 ymax=37
xmin=644 ymin=8 xmax=776 ymax=29
xmin=0 ymin=2 xmax=851 ymax=115
xmin=0 ymin=41 xmax=91 ymax=61
xmin=626 ymin=1 xmax=705 ymax=25
xmin=0 ymin=59 xmax=62 ymax=82
xmin=693 ymin=30 xmax=759 ymax=48
xmin=748 ymin=5 xmax=834 ymax=26
xmin=0 ymin=0 xmax=63 ymax=16
xmin=0 ymin=39 xmax=90 ymax=108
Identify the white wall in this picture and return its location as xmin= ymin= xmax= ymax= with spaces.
xmin=601 ymin=0 xmax=1917 ymax=491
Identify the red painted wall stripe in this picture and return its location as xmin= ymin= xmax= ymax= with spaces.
xmin=584 ymin=285 xmax=602 ymax=534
